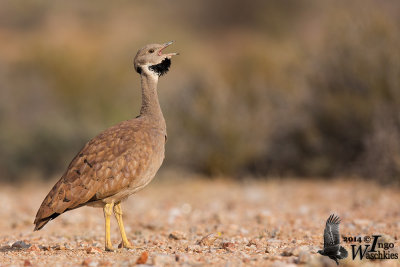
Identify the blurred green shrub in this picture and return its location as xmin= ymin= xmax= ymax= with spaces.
xmin=166 ymin=41 xmax=306 ymax=176
xmin=305 ymin=13 xmax=400 ymax=183
xmin=166 ymin=4 xmax=400 ymax=184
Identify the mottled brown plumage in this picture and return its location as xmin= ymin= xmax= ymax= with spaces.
xmin=34 ymin=42 xmax=178 ymax=250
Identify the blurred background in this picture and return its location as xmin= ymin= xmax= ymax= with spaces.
xmin=1 ymin=0 xmax=399 ymax=184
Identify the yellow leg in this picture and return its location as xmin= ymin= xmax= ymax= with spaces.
xmin=113 ymin=202 xmax=134 ymax=249
xmin=103 ymin=202 xmax=115 ymax=251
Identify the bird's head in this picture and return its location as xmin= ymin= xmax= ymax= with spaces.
xmin=134 ymin=41 xmax=178 ymax=77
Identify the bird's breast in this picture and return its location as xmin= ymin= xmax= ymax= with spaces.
xmin=101 ymin=127 xmax=166 ymax=203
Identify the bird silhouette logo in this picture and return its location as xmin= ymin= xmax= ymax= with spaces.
xmin=318 ymin=214 xmax=348 ymax=265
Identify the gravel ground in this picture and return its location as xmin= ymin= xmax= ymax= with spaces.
xmin=0 ymin=175 xmax=399 ymax=266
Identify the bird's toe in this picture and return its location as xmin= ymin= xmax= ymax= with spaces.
xmin=105 ymin=245 xmax=116 ymax=252
xmin=118 ymin=241 xmax=135 ymax=250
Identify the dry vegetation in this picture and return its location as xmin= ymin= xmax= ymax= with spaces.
xmin=0 ymin=175 xmax=399 ymax=266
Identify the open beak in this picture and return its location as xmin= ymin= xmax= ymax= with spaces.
xmin=159 ymin=41 xmax=179 ymax=57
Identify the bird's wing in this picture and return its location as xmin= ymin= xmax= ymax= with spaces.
xmin=34 ymin=118 xmax=157 ymax=230
xmin=323 ymin=214 xmax=341 ymax=252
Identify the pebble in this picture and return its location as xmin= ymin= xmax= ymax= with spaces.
xmin=11 ymin=241 xmax=31 ymax=249
xmin=86 ymin=246 xmax=102 ymax=254
xmin=39 ymin=245 xmax=50 ymax=251
xmin=82 ymin=259 xmax=93 ymax=266
xmin=247 ymin=239 xmax=260 ymax=248
xmin=281 ymin=247 xmax=293 ymax=256
xmin=198 ymin=232 xmax=221 ymax=246
xmin=265 ymin=247 xmax=277 ymax=254
xmin=169 ymin=231 xmax=186 ymax=240
xmin=53 ymin=243 xmax=69 ymax=250
xmin=136 ymin=251 xmax=149 ymax=264
xmin=221 ymin=242 xmax=235 ymax=252
xmin=188 ymin=245 xmax=202 ymax=253
xmin=297 ymin=250 xmax=310 ymax=264
xmin=27 ymin=245 xmax=40 ymax=252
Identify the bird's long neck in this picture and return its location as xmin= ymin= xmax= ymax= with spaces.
xmin=139 ymin=73 xmax=165 ymax=124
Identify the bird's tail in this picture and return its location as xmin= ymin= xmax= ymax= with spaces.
xmin=33 ymin=196 xmax=60 ymax=231
xmin=33 ymin=179 xmax=70 ymax=231
xmin=34 ymin=217 xmax=51 ymax=231
xmin=338 ymin=246 xmax=348 ymax=259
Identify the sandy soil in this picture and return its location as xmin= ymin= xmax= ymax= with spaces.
xmin=0 ymin=174 xmax=399 ymax=266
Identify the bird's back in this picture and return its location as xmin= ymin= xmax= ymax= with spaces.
xmin=34 ymin=116 xmax=166 ymax=230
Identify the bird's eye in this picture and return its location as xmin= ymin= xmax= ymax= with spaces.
xmin=148 ymin=49 xmax=154 ymax=53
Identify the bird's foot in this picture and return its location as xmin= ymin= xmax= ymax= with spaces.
xmin=118 ymin=241 xmax=135 ymax=250
xmin=105 ymin=245 xmax=116 ymax=252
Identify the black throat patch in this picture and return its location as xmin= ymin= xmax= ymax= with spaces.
xmin=149 ymin=58 xmax=171 ymax=76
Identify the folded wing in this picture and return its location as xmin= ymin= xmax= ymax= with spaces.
xmin=34 ymin=119 xmax=154 ymax=230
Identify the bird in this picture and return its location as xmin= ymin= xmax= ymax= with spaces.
xmin=318 ymin=214 xmax=348 ymax=265
xmin=33 ymin=41 xmax=178 ymax=251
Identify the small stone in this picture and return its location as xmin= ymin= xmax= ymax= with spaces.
xmin=281 ymin=247 xmax=293 ymax=256
xmin=270 ymin=229 xmax=280 ymax=238
xmin=78 ymin=241 xmax=90 ymax=248
xmin=23 ymin=260 xmax=32 ymax=266
xmin=187 ymin=244 xmax=202 ymax=253
xmin=53 ymin=244 xmax=68 ymax=250
xmin=82 ymin=259 xmax=92 ymax=266
xmin=85 ymin=260 xmax=98 ymax=267
xmin=12 ymin=241 xmax=31 ymax=249
xmin=292 ymin=245 xmax=309 ymax=256
xmin=221 ymin=242 xmax=235 ymax=251
xmin=169 ymin=231 xmax=186 ymax=240
xmin=86 ymin=246 xmax=102 ymax=254
xmin=265 ymin=247 xmax=277 ymax=254
xmin=297 ymin=250 xmax=310 ymax=264
xmin=247 ymin=239 xmax=260 ymax=247
xmin=39 ymin=245 xmax=50 ymax=251
xmin=27 ymin=244 xmax=40 ymax=252
xmin=198 ymin=232 xmax=221 ymax=246
xmin=136 ymin=251 xmax=149 ymax=264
